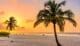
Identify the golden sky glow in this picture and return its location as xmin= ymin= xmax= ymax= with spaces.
xmin=0 ymin=0 xmax=80 ymax=34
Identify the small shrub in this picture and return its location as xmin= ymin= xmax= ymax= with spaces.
xmin=0 ymin=32 xmax=10 ymax=37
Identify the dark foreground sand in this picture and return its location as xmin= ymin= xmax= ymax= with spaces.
xmin=0 ymin=34 xmax=80 ymax=46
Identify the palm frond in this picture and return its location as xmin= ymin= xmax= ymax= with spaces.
xmin=4 ymin=20 xmax=9 ymax=24
xmin=56 ymin=9 xmax=64 ymax=16
xmin=34 ymin=9 xmax=51 ymax=28
xmin=58 ymin=1 xmax=66 ymax=6
xmin=44 ymin=19 xmax=50 ymax=27
xmin=37 ymin=10 xmax=44 ymax=19
xmin=37 ymin=10 xmax=50 ymax=19
xmin=56 ymin=1 xmax=66 ymax=10
xmin=64 ymin=18 xmax=77 ymax=27
xmin=34 ymin=19 xmax=43 ymax=28
xmin=64 ymin=10 xmax=74 ymax=18
xmin=44 ymin=0 xmax=52 ymax=7
xmin=58 ymin=22 xmax=64 ymax=32
xmin=56 ymin=18 xmax=65 ymax=32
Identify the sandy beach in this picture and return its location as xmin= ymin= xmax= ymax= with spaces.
xmin=0 ymin=34 xmax=80 ymax=46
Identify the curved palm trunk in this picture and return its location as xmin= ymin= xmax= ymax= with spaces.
xmin=53 ymin=23 xmax=62 ymax=46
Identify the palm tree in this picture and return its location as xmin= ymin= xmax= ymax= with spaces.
xmin=5 ymin=17 xmax=17 ymax=37
xmin=34 ymin=0 xmax=77 ymax=46
xmin=6 ymin=17 xmax=17 ymax=30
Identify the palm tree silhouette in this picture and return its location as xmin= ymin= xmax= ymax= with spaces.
xmin=5 ymin=17 xmax=17 ymax=38
xmin=5 ymin=16 xmax=17 ymax=31
xmin=34 ymin=0 xmax=77 ymax=46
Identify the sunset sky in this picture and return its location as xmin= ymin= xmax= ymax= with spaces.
xmin=0 ymin=0 xmax=80 ymax=34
